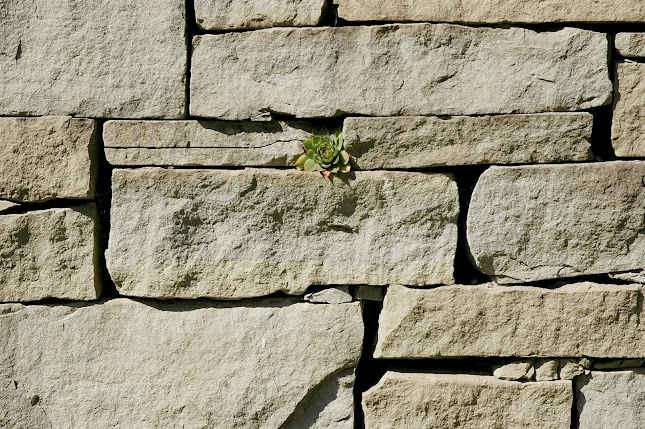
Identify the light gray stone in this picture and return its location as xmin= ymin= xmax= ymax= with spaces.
xmin=375 ymin=283 xmax=645 ymax=359
xmin=191 ymin=25 xmax=611 ymax=120
xmin=0 ymin=205 xmax=99 ymax=302
xmin=535 ymin=359 xmax=560 ymax=382
xmin=467 ymin=162 xmax=645 ymax=284
xmin=103 ymin=120 xmax=310 ymax=167
xmin=0 ymin=0 xmax=186 ymax=118
xmin=195 ymin=0 xmax=326 ymax=30
xmin=305 ymin=286 xmax=353 ymax=304
xmin=363 ymin=372 xmax=572 ymax=429
xmin=0 ymin=298 xmax=362 ymax=428
xmin=493 ymin=360 xmax=535 ymax=381
xmin=559 ymin=359 xmax=591 ymax=380
xmin=576 ymin=370 xmax=645 ymax=429
xmin=354 ymin=285 xmax=384 ymax=301
xmin=106 ymin=168 xmax=458 ymax=299
xmin=0 ymin=116 xmax=96 ymax=202
xmin=593 ymin=359 xmax=644 ymax=370
xmin=0 ymin=201 xmax=19 ymax=213
xmin=616 ymin=33 xmax=645 ymax=57
xmin=612 ymin=63 xmax=645 ymax=157
xmin=344 ymin=113 xmax=593 ymax=169
xmin=610 ymin=270 xmax=645 ymax=283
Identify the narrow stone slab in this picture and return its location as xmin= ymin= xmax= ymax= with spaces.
xmin=335 ymin=0 xmax=645 ymax=24
xmin=467 ymin=162 xmax=645 ymax=284
xmin=344 ymin=113 xmax=593 ymax=169
xmin=0 ymin=0 xmax=186 ymax=118
xmin=612 ymin=63 xmax=645 ymax=157
xmin=0 ymin=201 xmax=19 ymax=213
xmin=0 ymin=204 xmax=99 ymax=302
xmin=0 ymin=298 xmax=362 ymax=428
xmin=363 ymin=372 xmax=572 ymax=429
xmin=616 ymin=33 xmax=645 ymax=57
xmin=195 ymin=0 xmax=326 ymax=30
xmin=106 ymin=168 xmax=458 ymax=299
xmin=0 ymin=116 xmax=96 ymax=202
xmin=191 ymin=25 xmax=611 ymax=119
xmin=576 ymin=370 xmax=645 ymax=429
xmin=375 ymin=283 xmax=645 ymax=359
xmin=103 ymin=120 xmax=310 ymax=167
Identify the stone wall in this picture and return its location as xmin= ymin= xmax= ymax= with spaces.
xmin=2 ymin=1 xmax=645 ymax=428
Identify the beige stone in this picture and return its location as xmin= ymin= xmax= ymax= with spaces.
xmin=305 ymin=286 xmax=353 ymax=304
xmin=344 ymin=113 xmax=593 ymax=169
xmin=493 ymin=360 xmax=535 ymax=381
xmin=191 ymin=25 xmax=611 ymax=119
xmin=0 ymin=0 xmax=186 ymax=118
xmin=0 ymin=205 xmax=99 ymax=302
xmin=363 ymin=372 xmax=572 ymax=429
xmin=559 ymin=359 xmax=590 ymax=380
xmin=593 ymin=359 xmax=645 ymax=369
xmin=0 ymin=201 xmax=19 ymax=213
xmin=375 ymin=283 xmax=645 ymax=359
xmin=106 ymin=168 xmax=458 ymax=299
xmin=0 ymin=298 xmax=362 ymax=428
xmin=616 ymin=33 xmax=645 ymax=57
xmin=468 ymin=162 xmax=645 ymax=284
xmin=612 ymin=63 xmax=645 ymax=157
xmin=535 ymin=359 xmax=559 ymax=381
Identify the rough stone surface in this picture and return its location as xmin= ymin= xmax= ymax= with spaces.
xmin=305 ymin=287 xmax=353 ymax=304
xmin=616 ymin=33 xmax=645 ymax=57
xmin=107 ymin=168 xmax=458 ymax=299
xmin=103 ymin=120 xmax=310 ymax=167
xmin=0 ymin=116 xmax=96 ymax=202
xmin=611 ymin=270 xmax=645 ymax=283
xmin=0 ymin=205 xmax=99 ymax=302
xmin=468 ymin=162 xmax=645 ymax=284
xmin=593 ymin=359 xmax=645 ymax=369
xmin=344 ymin=113 xmax=593 ymax=169
xmin=535 ymin=359 xmax=560 ymax=382
xmin=612 ymin=63 xmax=645 ymax=157
xmin=363 ymin=372 xmax=572 ymax=429
xmin=559 ymin=359 xmax=590 ymax=380
xmin=576 ymin=370 xmax=645 ymax=429
xmin=0 ymin=298 xmax=362 ymax=428
xmin=191 ymin=25 xmax=611 ymax=120
xmin=0 ymin=201 xmax=19 ymax=213
xmin=493 ymin=360 xmax=535 ymax=381
xmin=195 ymin=0 xmax=326 ymax=30
xmin=335 ymin=0 xmax=645 ymax=23
xmin=375 ymin=283 xmax=645 ymax=359
xmin=0 ymin=0 xmax=186 ymax=118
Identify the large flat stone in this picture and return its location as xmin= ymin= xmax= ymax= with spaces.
xmin=0 ymin=204 xmax=99 ymax=302
xmin=106 ymin=168 xmax=458 ymax=299
xmin=191 ymin=25 xmax=611 ymax=119
xmin=615 ymin=33 xmax=645 ymax=57
xmin=612 ymin=63 xmax=645 ymax=157
xmin=375 ymin=283 xmax=645 ymax=359
xmin=363 ymin=372 xmax=572 ymax=429
xmin=467 ymin=162 xmax=645 ymax=284
xmin=0 ymin=116 xmax=96 ymax=202
xmin=103 ymin=120 xmax=310 ymax=167
xmin=0 ymin=0 xmax=186 ymax=118
xmin=0 ymin=298 xmax=362 ymax=428
xmin=344 ymin=113 xmax=593 ymax=169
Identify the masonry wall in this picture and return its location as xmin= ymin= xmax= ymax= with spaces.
xmin=2 ymin=1 xmax=645 ymax=428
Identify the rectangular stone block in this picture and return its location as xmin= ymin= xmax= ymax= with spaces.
xmin=0 ymin=0 xmax=186 ymax=118
xmin=615 ymin=33 xmax=645 ymax=57
xmin=344 ymin=113 xmax=593 ymax=169
xmin=612 ymin=63 xmax=645 ymax=157
xmin=191 ymin=24 xmax=611 ymax=119
xmin=103 ymin=120 xmax=310 ymax=167
xmin=467 ymin=161 xmax=645 ymax=284
xmin=0 ymin=116 xmax=96 ymax=202
xmin=106 ymin=168 xmax=458 ymax=299
xmin=363 ymin=372 xmax=572 ymax=429
xmin=0 ymin=298 xmax=362 ymax=428
xmin=0 ymin=204 xmax=99 ymax=302
xmin=375 ymin=283 xmax=645 ymax=359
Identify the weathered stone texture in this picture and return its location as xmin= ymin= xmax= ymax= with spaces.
xmin=468 ymin=162 xmax=645 ymax=284
xmin=0 ymin=116 xmax=96 ymax=202
xmin=363 ymin=372 xmax=572 ymax=429
xmin=344 ymin=113 xmax=593 ymax=169
xmin=576 ymin=370 xmax=645 ymax=429
xmin=612 ymin=64 xmax=645 ymax=157
xmin=107 ymin=168 xmax=458 ymax=299
xmin=195 ymin=0 xmax=326 ymax=30
xmin=375 ymin=283 xmax=645 ymax=359
xmin=191 ymin=25 xmax=611 ymax=119
xmin=0 ymin=0 xmax=186 ymax=118
xmin=493 ymin=360 xmax=535 ymax=381
xmin=103 ymin=120 xmax=310 ymax=167
xmin=0 ymin=201 xmax=19 ymax=213
xmin=0 ymin=205 xmax=99 ymax=302
xmin=335 ymin=0 xmax=645 ymax=23
xmin=615 ymin=33 xmax=645 ymax=57
xmin=0 ymin=299 xmax=362 ymax=428
xmin=535 ymin=359 xmax=559 ymax=382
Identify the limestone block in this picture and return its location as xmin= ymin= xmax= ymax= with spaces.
xmin=467 ymin=162 xmax=645 ymax=284
xmin=0 ymin=0 xmax=186 ymax=118
xmin=305 ymin=286 xmax=353 ymax=304
xmin=0 ymin=205 xmax=99 ymax=302
xmin=363 ymin=372 xmax=572 ymax=429
xmin=493 ymin=360 xmax=535 ymax=381
xmin=106 ymin=168 xmax=458 ymax=299
xmin=616 ymin=33 xmax=645 ymax=57
xmin=375 ymin=283 xmax=645 ymax=359
xmin=612 ymin=63 xmax=645 ymax=157
xmin=559 ymin=359 xmax=591 ymax=380
xmin=0 ymin=201 xmax=19 ymax=213
xmin=103 ymin=120 xmax=310 ymax=167
xmin=535 ymin=359 xmax=559 ymax=381
xmin=593 ymin=359 xmax=645 ymax=369
xmin=0 ymin=299 xmax=362 ymax=428
xmin=191 ymin=25 xmax=611 ymax=119
xmin=343 ymin=113 xmax=593 ymax=169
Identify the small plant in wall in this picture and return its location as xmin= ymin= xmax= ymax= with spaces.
xmin=295 ymin=128 xmax=351 ymax=179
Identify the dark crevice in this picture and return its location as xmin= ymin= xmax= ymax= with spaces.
xmin=501 ymin=273 xmax=635 ymax=289
xmin=319 ymin=0 xmax=338 ymax=27
xmin=185 ymin=0 xmax=198 ymax=118
xmin=0 ymin=199 xmax=94 ymax=215
xmin=590 ymin=105 xmax=616 ymax=161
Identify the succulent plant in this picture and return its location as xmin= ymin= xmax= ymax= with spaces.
xmin=295 ymin=128 xmax=351 ymax=178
